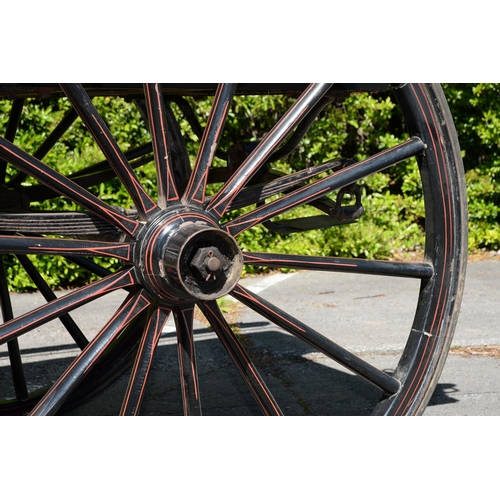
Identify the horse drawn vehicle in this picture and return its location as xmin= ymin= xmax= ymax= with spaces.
xmin=0 ymin=83 xmax=467 ymax=415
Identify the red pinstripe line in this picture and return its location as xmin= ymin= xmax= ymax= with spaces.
xmin=144 ymin=224 xmax=178 ymax=300
xmin=207 ymin=85 xmax=324 ymax=218
xmin=398 ymin=103 xmax=452 ymax=413
xmin=0 ymin=268 xmax=136 ymax=342
xmin=233 ymin=286 xmax=305 ymax=333
xmin=224 ymin=186 xmax=332 ymax=236
xmin=91 ymin=116 xmax=157 ymax=213
xmin=150 ymin=84 xmax=180 ymax=202
xmin=0 ymin=142 xmax=140 ymax=235
xmin=176 ymin=306 xmax=199 ymax=414
xmin=205 ymin=302 xmax=280 ymax=415
xmin=243 ymin=254 xmax=357 ymax=268
xmin=394 ymin=84 xmax=453 ymax=415
xmin=27 ymin=243 xmax=131 ymax=261
xmin=121 ymin=307 xmax=169 ymax=414
xmin=145 ymin=85 xmax=166 ymax=204
xmin=222 ymin=138 xmax=421 ymax=237
xmin=33 ymin=291 xmax=152 ymax=413
xmin=181 ymin=306 xmax=199 ymax=399
xmin=183 ymin=85 xmax=226 ymax=204
xmin=141 ymin=213 xmax=216 ymax=299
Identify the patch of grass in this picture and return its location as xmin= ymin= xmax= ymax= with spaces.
xmin=193 ymin=296 xmax=243 ymax=331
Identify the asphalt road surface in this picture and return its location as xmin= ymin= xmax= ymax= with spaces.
xmin=1 ymin=260 xmax=498 ymax=416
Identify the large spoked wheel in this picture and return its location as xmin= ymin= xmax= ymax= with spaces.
xmin=0 ymin=83 xmax=467 ymax=416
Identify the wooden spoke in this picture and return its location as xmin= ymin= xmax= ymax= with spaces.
xmin=199 ymin=301 xmax=283 ymax=415
xmin=174 ymin=304 xmax=202 ymax=415
xmin=206 ymin=83 xmax=333 ymax=219
xmin=30 ymin=290 xmax=151 ymax=416
xmin=0 ymin=137 xmax=141 ymax=236
xmin=0 ymin=268 xmax=137 ymax=346
xmin=143 ymin=83 xmax=181 ymax=206
xmin=0 ymin=235 xmax=134 ymax=262
xmin=61 ymin=83 xmax=159 ymax=219
xmin=0 ymin=257 xmax=28 ymax=400
xmin=182 ymin=83 xmax=237 ymax=205
xmin=231 ymin=284 xmax=401 ymax=396
xmin=224 ymin=137 xmax=425 ymax=236
xmin=243 ymin=252 xmax=434 ymax=279
xmin=121 ymin=306 xmax=171 ymax=416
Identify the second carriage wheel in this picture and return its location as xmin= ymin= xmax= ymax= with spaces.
xmin=0 ymin=83 xmax=467 ymax=415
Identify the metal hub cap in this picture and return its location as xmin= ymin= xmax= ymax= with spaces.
xmin=135 ymin=210 xmax=243 ymax=302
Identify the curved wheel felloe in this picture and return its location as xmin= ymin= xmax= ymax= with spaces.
xmin=0 ymin=83 xmax=467 ymax=415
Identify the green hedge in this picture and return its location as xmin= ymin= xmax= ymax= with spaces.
xmin=442 ymin=84 xmax=500 ymax=250
xmin=0 ymin=85 xmax=498 ymax=291
xmin=0 ymin=96 xmax=153 ymax=291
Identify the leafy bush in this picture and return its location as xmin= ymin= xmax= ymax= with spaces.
xmin=0 ymin=84 xmax=497 ymax=291
xmin=0 ymin=96 xmax=152 ymax=291
xmin=443 ymin=84 xmax=500 ymax=251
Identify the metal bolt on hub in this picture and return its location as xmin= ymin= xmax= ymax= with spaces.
xmin=191 ymin=246 xmax=228 ymax=281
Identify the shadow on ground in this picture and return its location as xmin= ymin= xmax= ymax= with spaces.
xmin=0 ymin=322 xmax=461 ymax=416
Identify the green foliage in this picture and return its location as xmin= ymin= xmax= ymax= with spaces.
xmin=1 ymin=85 xmax=498 ymax=291
xmin=0 ymin=96 xmax=151 ymax=291
xmin=220 ymin=91 xmax=424 ymax=267
xmin=443 ymin=84 xmax=500 ymax=250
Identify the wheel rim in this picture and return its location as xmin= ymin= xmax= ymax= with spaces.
xmin=0 ymin=83 xmax=467 ymax=415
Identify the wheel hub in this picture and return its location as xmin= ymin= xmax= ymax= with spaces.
xmin=135 ymin=209 xmax=243 ymax=303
